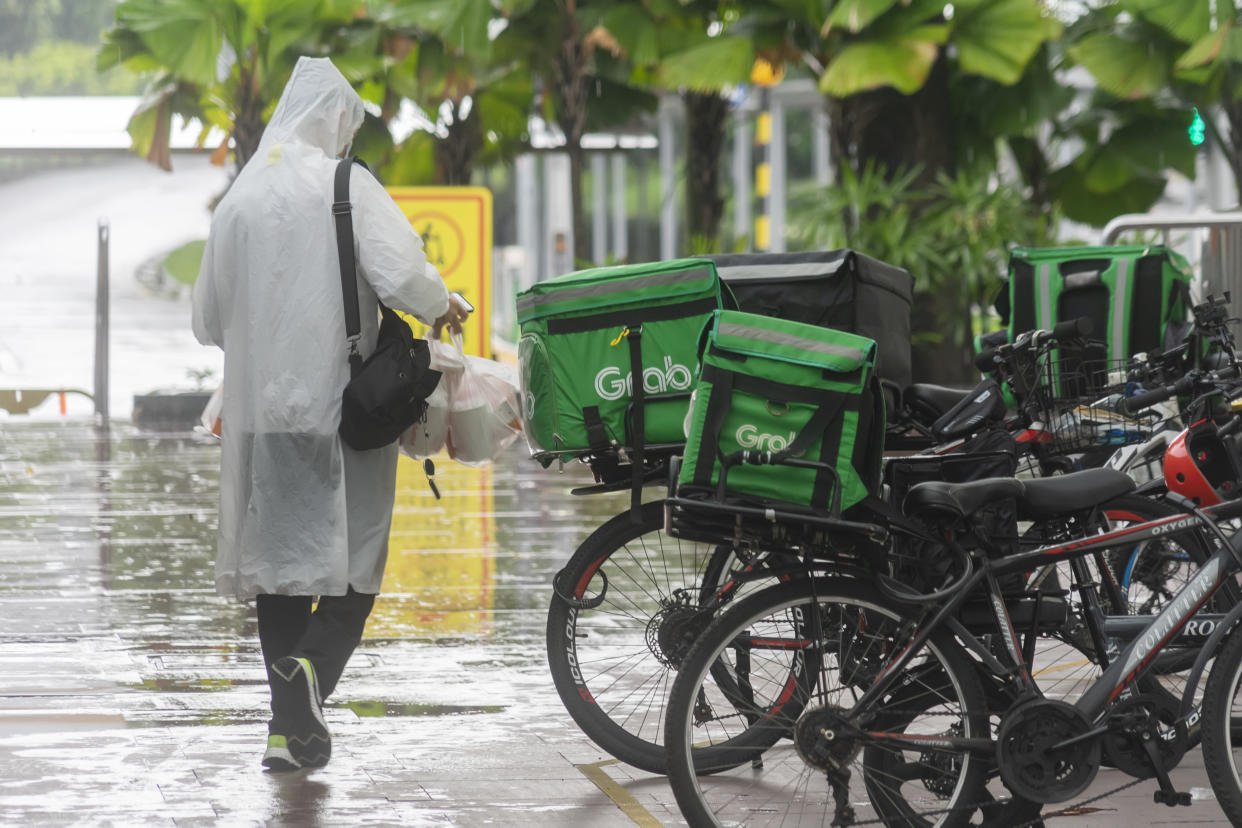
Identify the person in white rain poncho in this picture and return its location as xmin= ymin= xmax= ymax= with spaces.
xmin=192 ymin=56 xmax=469 ymax=771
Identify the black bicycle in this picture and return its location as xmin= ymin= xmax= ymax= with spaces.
xmin=663 ymin=472 xmax=1242 ymax=826
xmin=544 ymin=309 xmax=1235 ymax=776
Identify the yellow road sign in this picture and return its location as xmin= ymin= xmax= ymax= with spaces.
xmin=386 ymin=186 xmax=493 ymax=358
xmin=379 ymin=188 xmax=495 ymax=632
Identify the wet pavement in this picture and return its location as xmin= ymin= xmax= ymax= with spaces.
xmin=0 ymin=156 xmax=227 ymax=419
xmin=0 ymin=421 xmax=1235 ymax=826
xmin=0 ymin=422 xmax=657 ymax=826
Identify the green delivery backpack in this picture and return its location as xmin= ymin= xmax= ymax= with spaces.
xmin=679 ymin=310 xmax=884 ymax=515
xmin=517 ymin=259 xmax=723 ymax=469
xmin=999 ymin=245 xmax=1194 ymax=362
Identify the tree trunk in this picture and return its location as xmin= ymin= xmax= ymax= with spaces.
xmin=1222 ymin=99 xmax=1242 ymax=205
xmin=552 ymin=4 xmax=591 ymax=264
xmin=566 ymin=141 xmax=587 ymax=263
xmin=434 ymin=107 xmax=482 ymax=185
xmin=828 ymin=56 xmax=971 ymax=385
xmin=233 ymin=111 xmax=263 ymax=171
xmin=828 ymin=57 xmax=954 ymax=188
xmin=683 ymin=90 xmax=728 ymax=251
xmin=232 ymin=61 xmax=265 ymax=172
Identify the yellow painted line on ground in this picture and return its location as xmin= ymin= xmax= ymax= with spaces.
xmin=1033 ymin=658 xmax=1092 ymax=676
xmin=577 ymin=759 xmax=665 ymax=827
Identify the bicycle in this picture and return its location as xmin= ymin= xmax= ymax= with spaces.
xmin=543 ymin=356 xmax=1220 ymax=775
xmin=544 ymin=300 xmax=1236 ymax=776
xmin=663 ymin=469 xmax=1242 ymax=826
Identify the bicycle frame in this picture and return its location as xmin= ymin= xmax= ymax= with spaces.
xmin=849 ymin=496 xmax=1242 ymax=753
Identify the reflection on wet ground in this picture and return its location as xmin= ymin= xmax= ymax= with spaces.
xmin=0 ymin=422 xmax=1232 ymax=826
xmin=0 ymin=421 xmax=673 ymax=826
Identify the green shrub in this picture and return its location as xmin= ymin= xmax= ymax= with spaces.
xmin=788 ymin=163 xmax=1057 ymax=381
xmin=0 ymin=40 xmax=143 ymax=96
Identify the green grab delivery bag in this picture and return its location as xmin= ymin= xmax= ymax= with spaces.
xmin=517 ymin=258 xmax=724 ymax=463
xmin=678 ymin=310 xmax=884 ymax=514
xmin=1000 ymin=245 xmax=1193 ymax=362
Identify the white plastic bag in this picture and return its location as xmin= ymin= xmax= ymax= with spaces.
xmin=446 ymin=354 xmax=523 ymax=465
xmin=398 ymin=336 xmax=467 ymax=459
xmin=198 ymin=384 xmax=223 ymax=439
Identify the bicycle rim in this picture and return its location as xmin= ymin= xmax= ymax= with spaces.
xmin=545 ymin=501 xmax=757 ymax=773
xmin=666 ymin=578 xmax=987 ymax=828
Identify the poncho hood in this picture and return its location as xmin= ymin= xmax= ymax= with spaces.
xmin=260 ymin=56 xmax=365 ymax=157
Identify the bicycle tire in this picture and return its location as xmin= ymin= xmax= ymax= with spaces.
xmin=665 ymin=577 xmax=989 ymax=828
xmin=1102 ymin=494 xmax=1218 ymax=616
xmin=545 ymin=501 xmax=765 ymax=774
xmin=1198 ymin=621 xmax=1242 ymax=823
xmin=1025 ymin=493 xmax=1213 ymax=710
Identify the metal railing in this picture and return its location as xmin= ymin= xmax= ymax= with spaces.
xmin=1103 ymin=212 xmax=1242 ymax=300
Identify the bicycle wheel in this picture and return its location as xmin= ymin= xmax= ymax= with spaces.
xmin=1027 ymin=494 xmax=1212 ymax=708
xmin=1102 ymin=494 xmax=1217 ymax=616
xmin=545 ymin=500 xmax=764 ymax=774
xmin=665 ymin=577 xmax=989 ymax=828
xmin=1198 ymin=622 xmax=1242 ymax=823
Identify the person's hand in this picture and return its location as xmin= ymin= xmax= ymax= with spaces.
xmin=432 ymin=294 xmax=471 ymax=339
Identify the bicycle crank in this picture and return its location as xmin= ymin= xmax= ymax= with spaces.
xmin=996 ymin=697 xmax=1101 ymax=803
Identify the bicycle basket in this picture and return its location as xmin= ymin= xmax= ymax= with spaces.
xmin=1027 ymin=353 xmax=1155 ymax=454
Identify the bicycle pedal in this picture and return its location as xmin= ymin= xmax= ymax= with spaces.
xmin=1152 ymin=789 xmax=1192 ymax=807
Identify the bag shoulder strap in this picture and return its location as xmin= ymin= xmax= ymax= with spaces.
xmin=333 ymin=157 xmax=365 ymax=376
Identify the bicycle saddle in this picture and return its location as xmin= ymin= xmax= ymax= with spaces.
xmin=903 ymin=477 xmax=1025 ymax=518
xmin=904 ymin=468 xmax=1136 ymax=520
xmin=1016 ymin=468 xmax=1135 ymax=518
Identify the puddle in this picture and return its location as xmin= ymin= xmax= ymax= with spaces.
xmin=333 ymin=700 xmax=506 ymax=718
xmin=0 ymin=420 xmax=644 ymax=823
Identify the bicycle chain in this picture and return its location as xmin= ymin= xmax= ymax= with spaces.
xmin=699 ymin=696 xmax=1155 ymax=825
xmin=776 ymin=701 xmax=1153 ymax=827
xmin=833 ymin=774 xmax=1147 ymax=827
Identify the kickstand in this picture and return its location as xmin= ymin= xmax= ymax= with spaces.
xmin=828 ymin=767 xmax=855 ymax=826
xmin=981 ymin=793 xmax=1044 ymax=828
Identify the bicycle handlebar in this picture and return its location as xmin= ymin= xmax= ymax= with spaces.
xmin=975 ymin=316 xmax=1093 ymax=374
xmin=1120 ymin=384 xmax=1178 ymax=414
xmin=1120 ymin=368 xmax=1242 ymax=415
xmin=1051 ymin=316 xmax=1094 ymax=342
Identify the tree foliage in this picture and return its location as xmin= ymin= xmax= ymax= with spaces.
xmin=0 ymin=0 xmax=117 ymax=57
xmin=0 ymin=40 xmax=142 ymax=95
xmin=365 ymin=0 xmax=534 ymax=186
xmin=1065 ymin=0 xmax=1242 ymax=202
xmin=93 ymin=0 xmax=1210 ymax=244
xmin=789 ymin=162 xmax=1056 ymax=381
xmin=593 ymin=0 xmax=753 ymax=254
xmin=488 ymin=0 xmax=658 ymax=262
xmin=99 ymin=0 xmax=378 ymax=171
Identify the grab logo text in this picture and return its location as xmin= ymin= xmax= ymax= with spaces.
xmin=735 ymin=424 xmax=799 ymax=453
xmin=594 ymin=356 xmax=692 ymax=401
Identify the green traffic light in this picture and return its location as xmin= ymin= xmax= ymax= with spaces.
xmin=1190 ymin=108 xmax=1206 ymax=146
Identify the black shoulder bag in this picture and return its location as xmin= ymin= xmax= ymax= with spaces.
xmin=333 ymin=157 xmax=441 ymax=451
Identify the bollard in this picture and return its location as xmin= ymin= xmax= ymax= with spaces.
xmin=94 ymin=219 xmax=110 ymax=426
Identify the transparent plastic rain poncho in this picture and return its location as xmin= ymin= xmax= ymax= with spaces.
xmin=192 ymin=57 xmax=449 ymax=599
